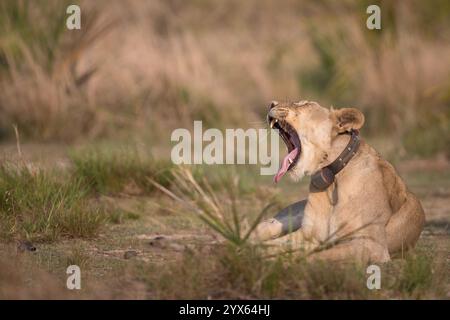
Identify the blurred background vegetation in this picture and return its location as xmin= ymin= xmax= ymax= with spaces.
xmin=0 ymin=0 xmax=449 ymax=158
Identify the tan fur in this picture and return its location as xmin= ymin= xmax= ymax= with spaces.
xmin=254 ymin=101 xmax=425 ymax=264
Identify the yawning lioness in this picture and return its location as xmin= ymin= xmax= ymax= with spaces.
xmin=253 ymin=100 xmax=425 ymax=263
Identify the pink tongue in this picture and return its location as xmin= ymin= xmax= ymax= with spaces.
xmin=274 ymin=148 xmax=299 ymax=183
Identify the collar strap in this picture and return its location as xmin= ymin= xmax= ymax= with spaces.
xmin=310 ymin=130 xmax=360 ymax=192
xmin=327 ymin=129 xmax=360 ymax=175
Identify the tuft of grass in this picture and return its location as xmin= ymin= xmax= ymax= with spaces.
xmin=302 ymin=261 xmax=367 ymax=299
xmin=107 ymin=208 xmax=140 ymax=224
xmin=69 ymin=146 xmax=173 ymax=195
xmin=150 ymin=166 xmax=273 ymax=246
xmin=0 ymin=164 xmax=105 ymax=242
xmin=396 ymin=250 xmax=434 ymax=295
xmin=66 ymin=244 xmax=91 ymax=270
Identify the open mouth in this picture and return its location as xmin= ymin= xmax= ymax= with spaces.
xmin=268 ymin=116 xmax=301 ymax=183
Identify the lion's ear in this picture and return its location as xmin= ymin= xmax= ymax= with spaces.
xmin=331 ymin=108 xmax=365 ymax=133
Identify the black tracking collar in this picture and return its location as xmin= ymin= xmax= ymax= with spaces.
xmin=310 ymin=130 xmax=360 ymax=191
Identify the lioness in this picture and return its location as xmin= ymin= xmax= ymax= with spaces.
xmin=253 ymin=100 xmax=425 ymax=263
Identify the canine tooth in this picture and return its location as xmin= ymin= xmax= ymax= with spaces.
xmin=288 ymin=158 xmax=293 ymax=164
xmin=270 ymin=119 xmax=277 ymax=128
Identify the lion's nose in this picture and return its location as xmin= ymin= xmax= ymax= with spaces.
xmin=268 ymin=101 xmax=279 ymax=111
xmin=267 ymin=109 xmax=280 ymax=128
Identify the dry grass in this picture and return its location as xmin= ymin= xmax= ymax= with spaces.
xmin=69 ymin=144 xmax=173 ymax=195
xmin=0 ymin=163 xmax=105 ymax=242
xmin=131 ymin=232 xmax=448 ymax=299
xmin=0 ymin=0 xmax=448 ymax=156
xmin=0 ymin=0 xmax=114 ymax=141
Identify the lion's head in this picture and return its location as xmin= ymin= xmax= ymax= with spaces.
xmin=267 ymin=100 xmax=365 ymax=182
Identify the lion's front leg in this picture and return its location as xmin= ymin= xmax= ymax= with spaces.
xmin=250 ymin=218 xmax=285 ymax=242
xmin=259 ymin=228 xmax=318 ymax=256
xmin=250 ymin=200 xmax=307 ymax=242
xmin=307 ymin=238 xmax=390 ymax=264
